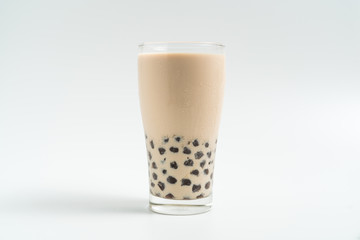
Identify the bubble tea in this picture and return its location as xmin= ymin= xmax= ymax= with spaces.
xmin=138 ymin=42 xmax=225 ymax=215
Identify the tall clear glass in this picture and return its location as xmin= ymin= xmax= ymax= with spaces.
xmin=138 ymin=42 xmax=225 ymax=215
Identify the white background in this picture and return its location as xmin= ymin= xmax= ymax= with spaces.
xmin=1 ymin=0 xmax=360 ymax=239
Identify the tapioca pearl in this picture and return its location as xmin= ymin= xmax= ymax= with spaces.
xmin=196 ymin=194 xmax=204 ymax=199
xmin=169 ymin=147 xmax=179 ymax=153
xmin=158 ymin=147 xmax=166 ymax=155
xmin=210 ymin=173 xmax=213 ymax=179
xmin=158 ymin=181 xmax=165 ymax=191
xmin=187 ymin=141 xmax=191 ymax=145
xmin=170 ymin=161 xmax=178 ymax=169
xmin=152 ymin=162 xmax=157 ymax=169
xmin=162 ymin=169 xmax=167 ymax=174
xmin=192 ymin=139 xmax=199 ymax=147
xmin=183 ymin=147 xmax=191 ymax=154
xmin=191 ymin=169 xmax=199 ymax=176
xmin=165 ymin=193 xmax=175 ymax=199
xmin=207 ymin=151 xmax=212 ymax=158
xmin=194 ymin=151 xmax=204 ymax=159
xmin=204 ymin=169 xmax=209 ymax=175
xmin=151 ymin=182 xmax=155 ymax=188
xmin=164 ymin=137 xmax=169 ymax=143
xmin=150 ymin=140 xmax=154 ymax=149
xmin=167 ymin=176 xmax=177 ymax=184
xmin=184 ymin=159 xmax=194 ymax=166
xmin=148 ymin=151 xmax=152 ymax=160
xmin=192 ymin=184 xmax=201 ymax=192
xmin=200 ymin=160 xmax=206 ymax=168
xmin=205 ymin=142 xmax=209 ymax=148
xmin=181 ymin=178 xmax=191 ymax=186
xmin=152 ymin=172 xmax=158 ymax=180
xmin=175 ymin=136 xmax=181 ymax=142
xmin=205 ymin=181 xmax=211 ymax=189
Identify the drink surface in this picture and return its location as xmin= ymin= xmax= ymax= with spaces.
xmin=138 ymin=53 xmax=225 ymax=200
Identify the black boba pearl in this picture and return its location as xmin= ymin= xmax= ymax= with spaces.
xmin=165 ymin=193 xmax=174 ymax=199
xmin=170 ymin=161 xmax=178 ymax=169
xmin=207 ymin=151 xmax=212 ymax=158
xmin=150 ymin=140 xmax=154 ymax=149
xmin=175 ymin=136 xmax=181 ymax=142
xmin=192 ymin=184 xmax=201 ymax=192
xmin=152 ymin=162 xmax=157 ymax=169
xmin=196 ymin=194 xmax=204 ymax=199
xmin=184 ymin=159 xmax=194 ymax=166
xmin=162 ymin=169 xmax=167 ymax=174
xmin=148 ymin=151 xmax=152 ymax=160
xmin=205 ymin=181 xmax=211 ymax=189
xmin=194 ymin=151 xmax=204 ymax=159
xmin=205 ymin=142 xmax=209 ymax=148
xmin=191 ymin=169 xmax=199 ymax=176
xmin=151 ymin=182 xmax=155 ymax=187
xmin=169 ymin=147 xmax=179 ymax=153
xmin=181 ymin=178 xmax=191 ymax=186
xmin=158 ymin=147 xmax=166 ymax=155
xmin=164 ymin=137 xmax=169 ymax=143
xmin=192 ymin=139 xmax=199 ymax=147
xmin=167 ymin=176 xmax=177 ymax=184
xmin=183 ymin=147 xmax=191 ymax=154
xmin=152 ymin=172 xmax=158 ymax=180
xmin=204 ymin=169 xmax=209 ymax=175
xmin=200 ymin=160 xmax=206 ymax=168
xmin=158 ymin=181 xmax=165 ymax=191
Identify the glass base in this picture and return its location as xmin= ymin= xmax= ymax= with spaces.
xmin=149 ymin=194 xmax=212 ymax=215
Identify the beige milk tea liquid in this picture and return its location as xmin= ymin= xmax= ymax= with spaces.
xmin=138 ymin=53 xmax=225 ymax=200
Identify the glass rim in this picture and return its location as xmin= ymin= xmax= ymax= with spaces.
xmin=138 ymin=41 xmax=225 ymax=48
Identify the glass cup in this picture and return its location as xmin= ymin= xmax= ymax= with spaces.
xmin=138 ymin=42 xmax=225 ymax=215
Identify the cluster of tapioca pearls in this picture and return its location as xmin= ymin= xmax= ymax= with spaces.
xmin=145 ymin=135 xmax=216 ymax=200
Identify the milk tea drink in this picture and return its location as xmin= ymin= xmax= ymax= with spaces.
xmin=138 ymin=42 xmax=225 ymax=214
xmin=139 ymin=52 xmax=225 ymax=199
